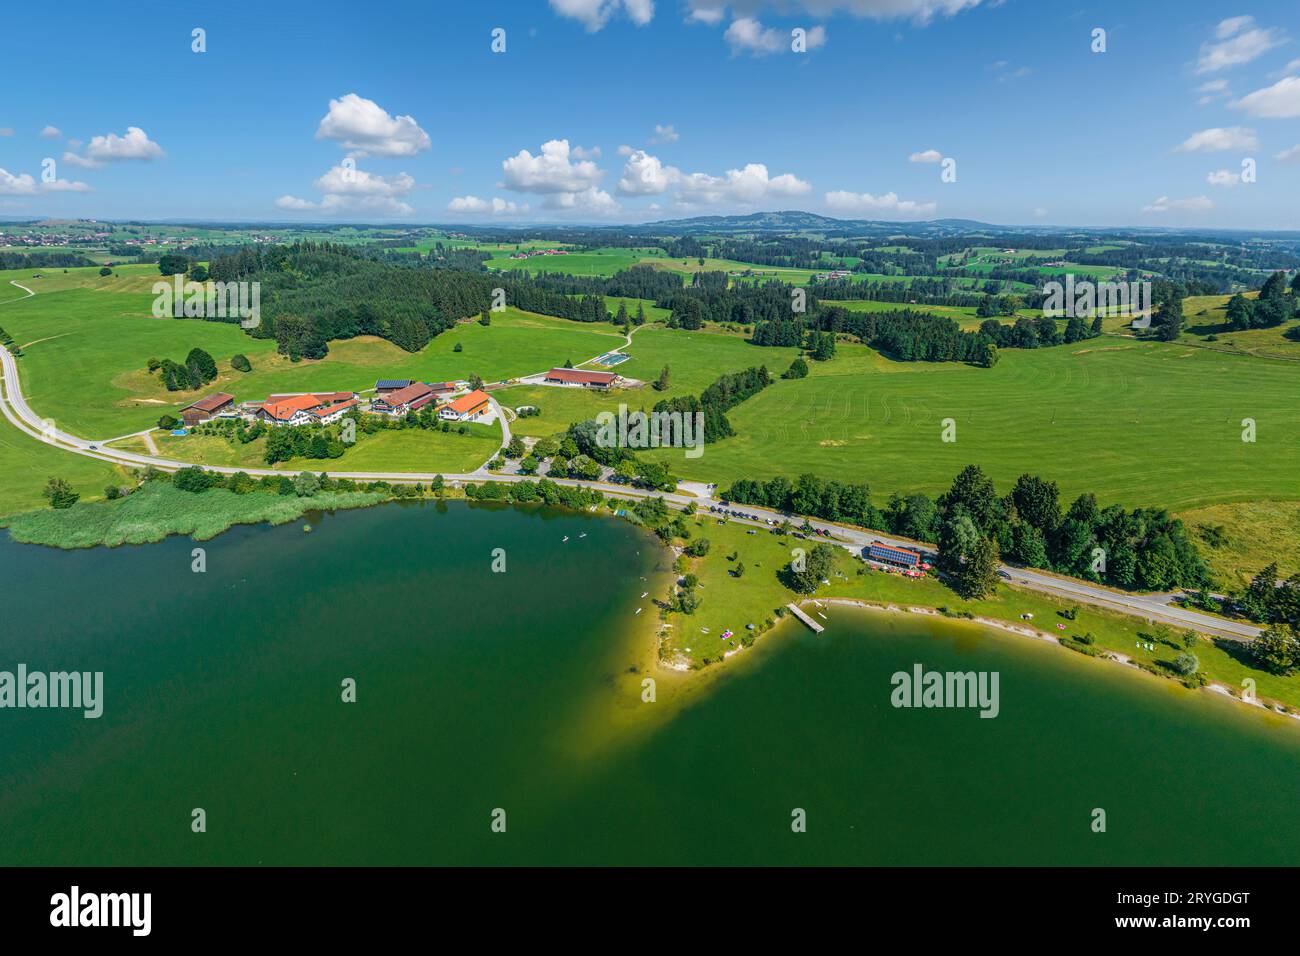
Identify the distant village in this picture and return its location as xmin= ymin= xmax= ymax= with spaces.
xmin=507 ymin=248 xmax=571 ymax=261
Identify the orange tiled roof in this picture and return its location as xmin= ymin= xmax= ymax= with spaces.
xmin=260 ymin=394 xmax=324 ymax=421
xmin=445 ymin=389 xmax=490 ymax=414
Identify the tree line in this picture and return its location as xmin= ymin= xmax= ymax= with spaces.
xmin=650 ymin=365 xmax=772 ymax=444
xmin=724 ymin=463 xmax=1208 ymax=596
xmin=0 ymin=251 xmax=95 ymax=270
xmin=1225 ymin=271 xmax=1299 ymax=330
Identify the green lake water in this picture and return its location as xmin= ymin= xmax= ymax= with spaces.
xmin=2 ymin=499 xmax=1299 ymax=865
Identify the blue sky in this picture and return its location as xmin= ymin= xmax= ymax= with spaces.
xmin=1 ymin=0 xmax=1297 ymax=228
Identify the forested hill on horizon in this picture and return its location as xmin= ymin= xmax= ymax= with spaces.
xmin=7 ymin=212 xmax=1300 ymax=240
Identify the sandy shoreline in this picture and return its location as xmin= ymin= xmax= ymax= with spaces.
xmin=806 ymin=597 xmax=1300 ymax=723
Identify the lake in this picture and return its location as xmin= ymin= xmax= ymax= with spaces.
xmin=2 ymin=499 xmax=1299 ymax=865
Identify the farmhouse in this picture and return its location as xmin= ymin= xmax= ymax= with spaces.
xmin=865 ymin=542 xmax=923 ymax=569
xmin=543 ymin=368 xmax=620 ymax=389
xmin=310 ymin=399 xmax=359 ymax=424
xmin=374 ymin=379 xmax=414 ymax=395
xmin=438 ymin=389 xmax=491 ymax=422
xmin=370 ymin=381 xmax=442 ymax=416
xmin=180 ymin=392 xmax=235 ymax=427
xmin=255 ymin=392 xmax=357 ymax=427
xmin=257 ymin=394 xmax=329 ymax=426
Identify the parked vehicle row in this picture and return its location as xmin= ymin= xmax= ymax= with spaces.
xmin=707 ymin=504 xmax=835 ymax=537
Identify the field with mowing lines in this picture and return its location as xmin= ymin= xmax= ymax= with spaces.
xmin=641 ymin=337 xmax=1300 ymax=514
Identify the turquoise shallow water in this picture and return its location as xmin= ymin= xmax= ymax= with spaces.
xmin=1 ymin=499 xmax=1298 ymax=865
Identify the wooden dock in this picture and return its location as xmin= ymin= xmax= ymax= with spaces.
xmin=786 ymin=603 xmax=825 ymax=634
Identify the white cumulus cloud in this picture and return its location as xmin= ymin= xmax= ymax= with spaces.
xmin=313 ymin=165 xmax=416 ymax=197
xmin=1231 ymin=76 xmax=1300 ymax=119
xmin=677 ymin=163 xmax=811 ymax=205
xmin=41 ymin=177 xmax=91 ymax=192
xmin=617 ymin=149 xmax=677 ymax=195
xmin=448 ymin=196 xmax=530 ymax=215
xmin=1275 ymin=144 xmax=1300 ymax=164
xmin=63 ymin=126 xmax=164 ymax=168
xmin=724 ymin=18 xmax=825 ymax=55
xmin=909 ymin=149 xmax=943 ymax=163
xmin=275 ymin=195 xmax=317 ymax=211
xmin=549 ymin=0 xmax=654 ymax=31
xmin=316 ymin=93 xmax=431 ymax=157
xmin=544 ymin=186 xmax=621 ymax=215
xmin=278 ymin=162 xmax=419 ymax=217
xmin=501 ymin=139 xmax=606 ymax=194
xmin=824 ymin=189 xmax=936 ymax=217
xmin=1142 ymin=195 xmax=1213 ymax=214
xmin=649 ymin=123 xmax=679 ymax=143
xmin=0 ymin=169 xmax=37 ymax=195
xmin=690 ymin=1 xmax=984 ymax=25
xmin=1197 ymin=16 xmax=1285 ymax=73
xmin=40 ymin=125 xmax=62 ymax=139
xmin=1174 ymin=127 xmax=1258 ymax=153
xmin=0 ymin=167 xmax=90 ymax=195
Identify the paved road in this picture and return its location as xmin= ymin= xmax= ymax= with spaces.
xmin=0 ymin=285 xmax=1261 ymax=642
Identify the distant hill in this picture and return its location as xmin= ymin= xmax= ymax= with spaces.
xmin=624 ymin=210 xmax=1002 ymax=237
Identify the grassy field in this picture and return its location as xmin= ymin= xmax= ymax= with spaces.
xmin=7 ymin=261 xmax=1300 ymax=567
xmin=486 ymin=247 xmax=669 ymax=277
xmin=0 ymin=414 xmax=128 ymax=517
xmin=639 ymin=335 xmax=1300 ymax=514
xmin=1179 ymin=293 xmax=1300 ymax=361
xmin=0 ymin=266 xmax=622 ymax=437
xmin=665 ymin=516 xmax=1300 ymax=711
xmin=824 ymin=299 xmax=1042 ymax=330
xmin=1175 ymin=500 xmax=1300 ymax=587
xmin=493 ymin=325 xmax=801 ymax=441
xmin=602 ymin=296 xmax=670 ymax=324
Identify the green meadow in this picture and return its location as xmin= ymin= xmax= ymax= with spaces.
xmin=494 ymin=326 xmax=801 ymax=440
xmin=0 ymin=413 xmax=127 ymax=517
xmin=1176 ymin=500 xmax=1300 ymax=587
xmin=1179 ymin=292 xmax=1300 ymax=361
xmin=824 ymin=298 xmax=1042 ymax=330
xmin=0 ymin=265 xmax=622 ymax=437
xmin=6 ymin=262 xmax=1300 ymax=549
xmin=639 ymin=335 xmax=1300 ymax=514
xmin=602 ymin=296 xmax=670 ymax=324
xmin=486 ymin=246 xmax=668 ymax=277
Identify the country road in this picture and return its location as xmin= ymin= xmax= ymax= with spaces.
xmin=0 ymin=282 xmax=1261 ymax=642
